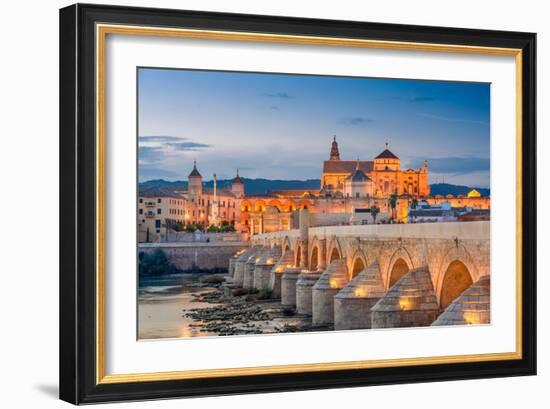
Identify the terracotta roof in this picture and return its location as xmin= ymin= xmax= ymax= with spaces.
xmin=269 ymin=189 xmax=319 ymax=198
xmin=322 ymin=160 xmax=373 ymax=174
xmin=138 ymin=186 xmax=183 ymax=198
xmin=375 ymin=149 xmax=399 ymax=159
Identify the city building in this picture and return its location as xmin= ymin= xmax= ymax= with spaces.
xmin=138 ymin=138 xmax=491 ymax=240
xmin=138 ymin=162 xmax=244 ymax=242
xmin=320 ymin=137 xmax=430 ymax=198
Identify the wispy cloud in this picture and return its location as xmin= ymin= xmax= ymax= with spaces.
xmin=165 ymin=142 xmax=212 ymax=151
xmin=265 ymin=92 xmax=296 ymax=99
xmin=139 ymin=136 xmax=213 ymax=166
xmin=417 ymin=112 xmax=489 ymax=125
xmin=339 ymin=116 xmax=373 ymax=126
xmin=139 ymin=135 xmax=187 ymax=143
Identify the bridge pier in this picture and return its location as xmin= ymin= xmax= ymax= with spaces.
xmin=269 ymin=251 xmax=295 ymax=298
xmin=243 ymin=248 xmax=267 ymax=289
xmin=371 ymin=266 xmax=440 ymax=328
xmin=312 ymin=259 xmax=349 ymax=325
xmin=281 ymin=268 xmax=302 ymax=307
xmin=432 ymin=275 xmax=490 ymax=326
xmin=232 ymin=246 xmax=259 ymax=286
xmin=254 ymin=246 xmax=281 ymax=291
xmin=296 ymin=272 xmax=322 ymax=315
xmin=334 ymin=262 xmax=386 ymax=330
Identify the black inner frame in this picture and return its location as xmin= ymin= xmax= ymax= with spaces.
xmin=59 ymin=3 xmax=536 ymax=404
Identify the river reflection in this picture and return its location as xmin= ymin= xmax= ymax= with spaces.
xmin=138 ymin=274 xmax=219 ymax=339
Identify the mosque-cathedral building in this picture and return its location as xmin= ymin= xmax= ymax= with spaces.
xmin=320 ymin=137 xmax=429 ymax=198
xmin=138 ymin=138 xmax=490 ymax=241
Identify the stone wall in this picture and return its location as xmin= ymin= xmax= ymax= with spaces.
xmin=139 ymin=242 xmax=248 ymax=272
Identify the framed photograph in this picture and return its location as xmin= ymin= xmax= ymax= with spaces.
xmin=59 ymin=3 xmax=536 ymax=404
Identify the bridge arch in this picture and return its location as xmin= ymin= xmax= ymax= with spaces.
xmin=308 ymin=236 xmax=322 ymax=271
xmin=281 ymin=236 xmax=292 ymax=255
xmin=327 ymin=237 xmax=343 ymax=264
xmin=350 ymin=250 xmax=368 ymax=279
xmin=310 ymin=246 xmax=319 ymax=270
xmin=385 ymin=247 xmax=414 ymax=289
xmin=439 ymin=260 xmax=474 ymax=310
xmin=435 ymin=244 xmax=479 ymax=304
xmin=295 ymin=244 xmax=302 ymax=267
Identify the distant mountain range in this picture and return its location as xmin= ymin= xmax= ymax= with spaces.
xmin=140 ymin=178 xmax=321 ymax=195
xmin=140 ymin=178 xmax=489 ymax=197
xmin=429 ymin=183 xmax=489 ymax=197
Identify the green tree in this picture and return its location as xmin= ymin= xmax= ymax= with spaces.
xmin=139 ymin=248 xmax=179 ymax=276
xmin=370 ymin=205 xmax=380 ymax=224
xmin=388 ymin=193 xmax=398 ymax=222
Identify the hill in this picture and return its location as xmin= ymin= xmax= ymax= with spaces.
xmin=429 ymin=183 xmax=490 ymax=197
xmin=140 ymin=179 xmax=489 ymax=197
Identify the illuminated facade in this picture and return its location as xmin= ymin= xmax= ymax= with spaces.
xmin=138 ymin=162 xmax=244 ymax=241
xmin=321 ymin=138 xmax=430 ymax=198
xmin=138 ymin=139 xmax=490 ymax=239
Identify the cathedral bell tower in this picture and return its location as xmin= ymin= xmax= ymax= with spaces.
xmin=329 ymin=135 xmax=340 ymax=160
xmin=188 ymin=160 xmax=203 ymax=196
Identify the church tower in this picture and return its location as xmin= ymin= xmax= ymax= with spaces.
xmin=231 ymin=169 xmax=245 ymax=198
xmin=329 ymin=135 xmax=340 ymax=160
xmin=188 ymin=160 xmax=202 ymax=196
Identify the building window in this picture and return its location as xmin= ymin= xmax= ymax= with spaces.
xmin=157 ymin=198 xmax=161 ymax=203
xmin=139 ymin=209 xmax=143 ymax=215
xmin=356 ymin=192 xmax=360 ymax=198
xmin=139 ymin=198 xmax=143 ymax=203
xmin=157 ymin=208 xmax=161 ymax=215
xmin=155 ymin=220 xmax=161 ymax=228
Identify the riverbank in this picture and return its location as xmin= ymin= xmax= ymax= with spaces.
xmin=138 ymin=273 xmax=332 ymax=339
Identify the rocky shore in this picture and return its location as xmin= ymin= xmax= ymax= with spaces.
xmin=183 ymin=276 xmax=332 ymax=336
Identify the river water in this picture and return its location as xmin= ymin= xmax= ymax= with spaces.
xmin=139 ymin=274 xmax=320 ymax=339
xmin=138 ymin=274 xmax=218 ymax=339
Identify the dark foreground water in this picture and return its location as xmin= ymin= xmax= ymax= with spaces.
xmin=138 ymin=274 xmax=219 ymax=339
xmin=138 ymin=273 xmax=316 ymax=339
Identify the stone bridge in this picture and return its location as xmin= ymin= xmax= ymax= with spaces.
xmin=226 ymin=213 xmax=490 ymax=330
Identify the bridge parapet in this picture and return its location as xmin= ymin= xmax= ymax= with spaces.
xmin=251 ymin=221 xmax=490 ymax=306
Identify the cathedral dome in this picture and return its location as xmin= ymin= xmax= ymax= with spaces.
xmin=375 ymin=148 xmax=399 ymax=160
xmin=375 ymin=143 xmax=399 ymax=160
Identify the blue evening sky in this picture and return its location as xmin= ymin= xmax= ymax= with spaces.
xmin=138 ymin=68 xmax=490 ymax=188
